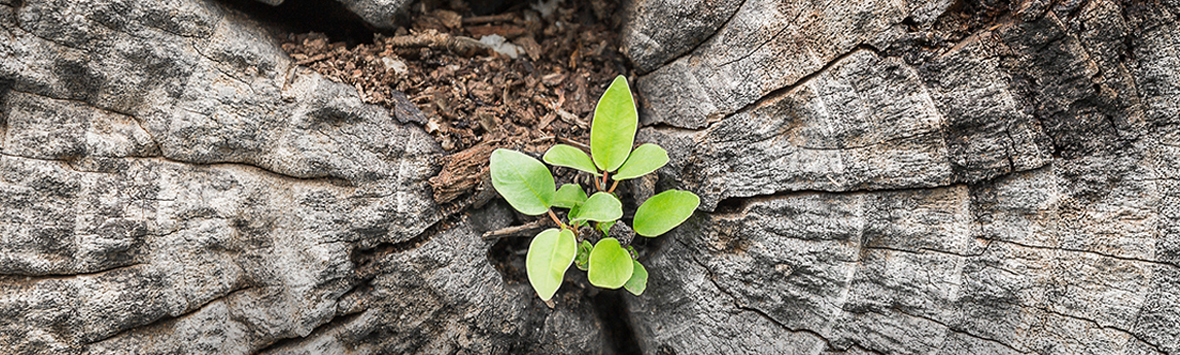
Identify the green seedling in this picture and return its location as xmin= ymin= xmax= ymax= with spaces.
xmin=489 ymin=75 xmax=700 ymax=301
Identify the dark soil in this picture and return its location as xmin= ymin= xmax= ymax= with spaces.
xmin=281 ymin=0 xmax=629 ymax=206
xmin=281 ymin=3 xmax=643 ymax=353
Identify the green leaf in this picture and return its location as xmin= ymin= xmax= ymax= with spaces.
xmin=543 ymin=145 xmax=602 ymax=176
xmin=490 ymin=149 xmax=555 ymax=215
xmin=624 ymin=260 xmax=648 ymax=296
xmin=590 ymin=75 xmax=638 ymax=172
xmin=613 ymin=144 xmax=669 ymax=180
xmin=570 ymin=192 xmax=623 ymax=223
xmin=526 ymin=228 xmax=576 ymax=301
xmin=596 ymin=220 xmax=616 ymax=236
xmin=551 ymin=184 xmax=588 ymax=209
xmin=634 ymin=190 xmax=700 ymax=237
xmin=587 ymin=238 xmax=632 ymax=289
xmin=569 ymin=204 xmax=582 ymax=226
xmin=574 ymin=240 xmax=592 ymax=271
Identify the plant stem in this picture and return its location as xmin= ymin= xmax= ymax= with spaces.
xmin=607 ymin=180 xmax=619 ymax=193
xmin=601 ymin=171 xmax=609 ymax=192
xmin=547 ymin=209 xmax=569 ymax=230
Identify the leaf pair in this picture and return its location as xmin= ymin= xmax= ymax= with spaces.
xmin=489 ymin=147 xmax=646 ymax=217
xmin=544 ymin=76 xmax=669 ymax=179
xmin=545 ymin=143 xmax=669 ymax=180
xmin=586 ymin=238 xmax=647 ymax=295
xmin=535 ymin=233 xmax=649 ymax=299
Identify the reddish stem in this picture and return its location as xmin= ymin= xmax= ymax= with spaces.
xmin=547 ymin=209 xmax=568 ymax=230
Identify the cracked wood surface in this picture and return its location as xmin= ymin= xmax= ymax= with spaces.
xmin=0 ymin=0 xmax=613 ymax=354
xmin=622 ymin=0 xmax=1180 ymax=354
xmin=2 ymin=0 xmax=1180 ymax=354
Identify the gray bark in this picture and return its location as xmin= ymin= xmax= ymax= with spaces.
xmin=2 ymin=0 xmax=1179 ymax=354
xmin=255 ymin=0 xmax=412 ymax=29
xmin=625 ymin=0 xmax=1180 ymax=354
xmin=0 ymin=0 xmax=606 ymax=354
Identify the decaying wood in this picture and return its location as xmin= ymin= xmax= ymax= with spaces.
xmin=385 ymin=30 xmax=492 ymax=56
xmin=462 ymin=13 xmax=517 ymax=25
xmin=428 ymin=144 xmax=495 ymax=204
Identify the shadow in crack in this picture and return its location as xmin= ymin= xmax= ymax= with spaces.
xmin=214 ymin=0 xmax=376 ymax=45
xmin=488 ymin=231 xmax=531 ymax=285
xmin=592 ymin=289 xmax=642 ymax=355
xmin=485 ymin=207 xmax=644 ymax=354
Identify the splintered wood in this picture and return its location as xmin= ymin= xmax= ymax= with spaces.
xmin=428 ymin=144 xmax=493 ymax=204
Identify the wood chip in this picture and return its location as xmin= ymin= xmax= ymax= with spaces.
xmin=385 ymin=30 xmax=492 ymax=57
xmin=462 ymin=13 xmax=517 ymax=25
xmin=514 ymin=36 xmax=543 ymax=61
xmin=294 ymin=53 xmax=330 ymax=66
xmin=432 ymin=9 xmax=463 ymax=29
xmin=466 ymin=24 xmax=528 ymax=39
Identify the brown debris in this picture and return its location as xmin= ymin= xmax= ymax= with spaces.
xmin=466 ymin=24 xmax=528 ymax=39
xmin=428 ymin=144 xmax=494 ymax=204
xmin=282 ymin=1 xmax=627 ymax=205
xmin=462 ymin=13 xmax=517 ymax=25
xmin=384 ymin=30 xmax=492 ymax=56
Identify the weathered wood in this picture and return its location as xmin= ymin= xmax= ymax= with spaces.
xmin=2 ymin=0 xmax=1179 ymax=354
xmin=624 ymin=0 xmax=1180 ymax=354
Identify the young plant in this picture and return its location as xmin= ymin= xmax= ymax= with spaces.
xmin=489 ymin=75 xmax=700 ymax=301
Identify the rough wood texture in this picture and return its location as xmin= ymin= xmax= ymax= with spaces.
xmin=256 ymin=0 xmax=412 ymax=29
xmin=2 ymin=0 xmax=1179 ymax=354
xmin=624 ymin=0 xmax=1180 ymax=354
xmin=0 ymin=0 xmax=608 ymax=354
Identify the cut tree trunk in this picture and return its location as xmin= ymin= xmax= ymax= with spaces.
xmin=1 ymin=0 xmax=1179 ymax=354
xmin=625 ymin=0 xmax=1180 ymax=354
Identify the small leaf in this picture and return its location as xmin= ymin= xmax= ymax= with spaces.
xmin=551 ymin=184 xmax=588 ymax=209
xmin=613 ymin=144 xmax=669 ymax=180
xmin=596 ymin=220 xmax=616 ymax=236
xmin=590 ymin=76 xmax=639 ymax=172
xmin=490 ymin=149 xmax=555 ymax=215
xmin=569 ymin=204 xmax=582 ymax=225
xmin=624 ymin=260 xmax=648 ymax=296
xmin=526 ymin=228 xmax=577 ymax=301
xmin=570 ymin=192 xmax=623 ymax=223
xmin=574 ymin=240 xmax=592 ymax=271
xmin=587 ymin=238 xmax=633 ymax=289
xmin=543 ymin=144 xmax=602 ymax=176
xmin=634 ymin=190 xmax=700 ymax=237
